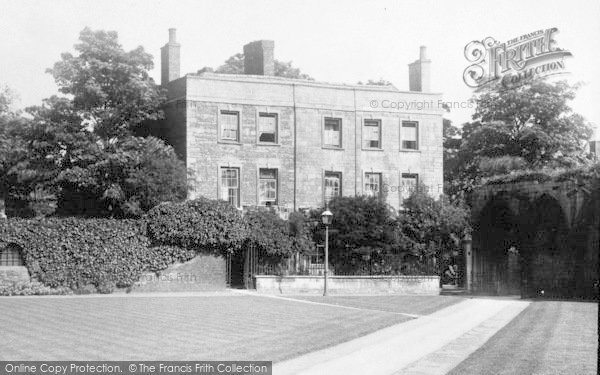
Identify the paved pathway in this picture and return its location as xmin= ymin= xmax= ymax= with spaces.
xmin=273 ymin=298 xmax=530 ymax=375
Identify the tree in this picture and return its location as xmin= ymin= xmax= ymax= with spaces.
xmin=215 ymin=53 xmax=244 ymax=75
xmin=442 ymin=109 xmax=463 ymax=197
xmin=447 ymin=79 xmax=594 ymax=199
xmin=215 ymin=53 xmax=314 ymax=80
xmin=56 ymin=135 xmax=188 ymax=218
xmin=0 ymin=87 xmax=28 ymax=217
xmin=1 ymin=29 xmax=188 ymax=218
xmin=47 ymin=28 xmax=165 ymax=139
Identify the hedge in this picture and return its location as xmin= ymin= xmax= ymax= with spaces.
xmin=482 ymin=162 xmax=600 ymax=186
xmin=0 ymin=218 xmax=151 ymax=292
xmin=0 ymin=198 xmax=316 ymax=293
xmin=146 ymin=198 xmax=247 ymax=254
xmin=0 ymin=218 xmax=208 ymax=293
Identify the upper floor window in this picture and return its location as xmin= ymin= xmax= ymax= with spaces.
xmin=220 ymin=167 xmax=240 ymax=208
xmin=259 ymin=168 xmax=278 ymax=206
xmin=220 ymin=110 xmax=240 ymax=142
xmin=401 ymin=121 xmax=419 ymax=150
xmin=364 ymin=172 xmax=382 ymax=198
xmin=363 ymin=119 xmax=382 ymax=149
xmin=258 ymin=113 xmax=278 ymax=144
xmin=324 ymin=171 xmax=342 ymax=204
xmin=323 ymin=118 xmax=342 ymax=148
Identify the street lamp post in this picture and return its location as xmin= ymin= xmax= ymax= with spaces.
xmin=463 ymin=232 xmax=473 ymax=293
xmin=321 ymin=209 xmax=333 ymax=296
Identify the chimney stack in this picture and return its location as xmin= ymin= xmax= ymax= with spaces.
xmin=408 ymin=46 xmax=431 ymax=92
xmin=243 ymin=40 xmax=275 ymax=76
xmin=161 ymin=28 xmax=181 ymax=86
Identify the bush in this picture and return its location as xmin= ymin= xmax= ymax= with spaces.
xmin=0 ymin=281 xmax=72 ymax=296
xmin=288 ymin=211 xmax=316 ymax=254
xmin=398 ymin=186 xmax=471 ymax=274
xmin=245 ymin=210 xmax=314 ymax=257
xmin=307 ymin=192 xmax=471 ymax=276
xmin=145 ymin=198 xmax=247 ymax=255
xmin=313 ymin=196 xmax=399 ymax=260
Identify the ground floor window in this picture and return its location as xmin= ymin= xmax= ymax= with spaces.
xmin=400 ymin=173 xmax=418 ymax=203
xmin=220 ymin=167 xmax=240 ymax=207
xmin=364 ymin=172 xmax=382 ymax=198
xmin=324 ymin=171 xmax=342 ymax=204
xmin=259 ymin=168 xmax=278 ymax=206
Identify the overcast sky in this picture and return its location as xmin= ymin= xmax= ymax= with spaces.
xmin=1 ymin=0 xmax=599 ymax=138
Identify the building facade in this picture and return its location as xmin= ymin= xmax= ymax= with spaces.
xmin=155 ymin=29 xmax=444 ymax=212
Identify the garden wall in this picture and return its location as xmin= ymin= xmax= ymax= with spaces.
xmin=132 ymin=254 xmax=227 ymax=292
xmin=254 ymin=275 xmax=440 ymax=295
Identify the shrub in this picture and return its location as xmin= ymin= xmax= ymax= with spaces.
xmin=398 ymin=185 xmax=471 ymax=273
xmin=145 ymin=198 xmax=247 ymax=255
xmin=245 ymin=210 xmax=314 ymax=257
xmin=288 ymin=211 xmax=316 ymax=254
xmin=0 ymin=281 xmax=72 ymax=296
xmin=313 ymin=196 xmax=399 ymax=260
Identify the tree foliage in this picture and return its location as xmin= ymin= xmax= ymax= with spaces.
xmin=0 ymin=88 xmax=29 ymax=206
xmin=446 ymin=79 xmax=594 ymax=199
xmin=47 ymin=27 xmax=165 ymax=139
xmin=56 ymin=135 xmax=187 ymax=217
xmin=310 ymin=192 xmax=471 ymax=275
xmin=357 ymin=78 xmax=393 ymax=86
xmin=214 ymin=53 xmax=314 ymax=80
xmin=398 ymin=185 xmax=470 ymax=260
xmin=311 ymin=195 xmax=401 ymax=275
xmin=1 ymin=29 xmax=187 ymax=218
xmin=317 ymin=196 xmax=398 ymax=256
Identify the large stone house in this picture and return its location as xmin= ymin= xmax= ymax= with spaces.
xmin=153 ymin=29 xmax=444 ymax=212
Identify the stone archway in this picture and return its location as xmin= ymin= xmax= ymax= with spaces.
xmin=472 ymin=197 xmax=521 ymax=295
xmin=471 ymin=179 xmax=599 ymax=299
xmin=519 ymin=194 xmax=572 ymax=298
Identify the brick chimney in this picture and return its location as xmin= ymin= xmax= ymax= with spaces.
xmin=243 ymin=40 xmax=275 ymax=76
xmin=408 ymin=46 xmax=431 ymax=92
xmin=161 ymin=28 xmax=180 ymax=85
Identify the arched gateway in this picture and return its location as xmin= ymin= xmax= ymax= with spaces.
xmin=469 ymin=179 xmax=599 ymax=299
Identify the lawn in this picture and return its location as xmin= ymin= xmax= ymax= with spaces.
xmin=448 ymin=300 xmax=598 ymax=375
xmin=0 ymin=294 xmax=456 ymax=362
